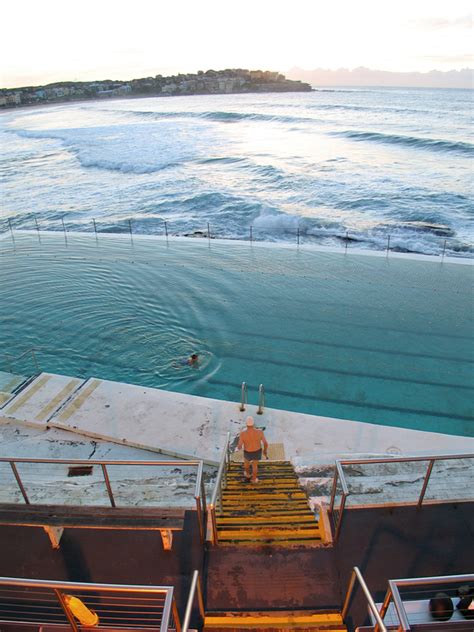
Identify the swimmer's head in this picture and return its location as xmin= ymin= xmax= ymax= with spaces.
xmin=190 ymin=353 xmax=198 ymax=360
xmin=246 ymin=416 xmax=255 ymax=427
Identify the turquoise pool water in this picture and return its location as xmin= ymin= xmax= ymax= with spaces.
xmin=1 ymin=232 xmax=473 ymax=436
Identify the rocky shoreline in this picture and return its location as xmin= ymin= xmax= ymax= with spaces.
xmin=0 ymin=68 xmax=312 ymax=109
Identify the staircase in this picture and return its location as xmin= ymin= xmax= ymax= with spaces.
xmin=215 ymin=461 xmax=327 ymax=547
xmin=204 ymin=609 xmax=347 ymax=631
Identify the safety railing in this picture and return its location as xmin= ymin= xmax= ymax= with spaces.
xmin=2 ymin=347 xmax=40 ymax=375
xmin=0 ymin=574 xmax=194 ymax=632
xmin=0 ymin=457 xmax=207 ymax=543
xmin=328 ymin=453 xmax=474 ymax=543
xmin=208 ymin=432 xmax=231 ymax=545
xmin=182 ymin=570 xmax=205 ymax=632
xmin=341 ymin=566 xmax=387 ymax=632
xmin=378 ymin=573 xmax=474 ymax=631
xmin=3 ymin=217 xmax=471 ymax=260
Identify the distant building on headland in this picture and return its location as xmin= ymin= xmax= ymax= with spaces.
xmin=0 ymin=69 xmax=312 ymax=109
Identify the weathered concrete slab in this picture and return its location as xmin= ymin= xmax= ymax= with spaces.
xmin=44 ymin=374 xmax=474 ymax=466
xmin=0 ymin=421 xmax=216 ymax=508
xmin=0 ymin=373 xmax=85 ymax=427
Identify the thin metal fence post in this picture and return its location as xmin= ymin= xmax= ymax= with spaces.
xmin=207 ymin=222 xmax=211 ymax=242
xmin=164 ymin=220 xmax=168 ymax=238
xmin=93 ymin=219 xmax=97 ymax=235
xmin=128 ymin=219 xmax=133 ymax=237
xmin=334 ymin=492 xmax=347 ymax=542
xmin=172 ymin=595 xmax=182 ymax=632
xmin=442 ymin=239 xmax=447 ymax=258
xmin=8 ymin=218 xmax=14 ymax=238
xmin=10 ymin=461 xmax=30 ymax=504
xmin=249 ymin=225 xmax=253 ymax=242
xmin=329 ymin=465 xmax=339 ymax=514
xmin=386 ymin=234 xmax=391 ymax=253
xmin=101 ymin=464 xmax=116 ymax=507
xmin=341 ymin=568 xmax=356 ymax=620
xmin=54 ymin=589 xmax=79 ymax=632
xmin=345 ymin=230 xmax=348 ymax=253
xmin=297 ymin=227 xmax=300 ymax=245
xmin=61 ymin=216 xmax=67 ymax=236
xmin=417 ymin=459 xmax=435 ymax=508
xmin=200 ymin=477 xmax=207 ymax=515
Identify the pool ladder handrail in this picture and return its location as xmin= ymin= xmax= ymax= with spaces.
xmin=239 ymin=382 xmax=247 ymax=411
xmin=257 ymin=383 xmax=265 ymax=415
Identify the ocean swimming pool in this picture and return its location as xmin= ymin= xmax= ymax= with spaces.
xmin=1 ymin=231 xmax=473 ymax=437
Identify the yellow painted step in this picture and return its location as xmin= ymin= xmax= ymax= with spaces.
xmin=204 ymin=611 xmax=343 ymax=628
xmin=221 ymin=504 xmax=310 ymax=512
xmin=222 ymin=491 xmax=306 ymax=499
xmin=217 ymin=528 xmax=322 ymax=540
xmin=217 ymin=514 xmax=317 ymax=525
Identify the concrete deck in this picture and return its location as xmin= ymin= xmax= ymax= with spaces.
xmin=1 ymin=372 xmax=473 ymax=467
xmin=0 ymin=373 xmax=85 ymax=427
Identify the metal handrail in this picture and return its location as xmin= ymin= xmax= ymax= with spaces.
xmin=0 ymin=575 xmax=178 ymax=632
xmin=329 ymin=453 xmax=474 ymax=542
xmin=208 ymin=432 xmax=231 ymax=545
xmin=341 ymin=566 xmax=387 ymax=632
xmin=2 ymin=347 xmax=40 ymax=373
xmin=257 ymin=383 xmax=265 ymax=415
xmin=0 ymin=456 xmax=207 ymax=543
xmin=182 ymin=570 xmax=205 ymax=632
xmin=239 ymin=381 xmax=248 ymax=411
xmin=379 ymin=573 xmax=474 ymax=632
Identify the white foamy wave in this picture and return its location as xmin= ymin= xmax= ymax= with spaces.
xmin=9 ymin=120 xmax=211 ymax=174
xmin=253 ymin=211 xmax=300 ymax=232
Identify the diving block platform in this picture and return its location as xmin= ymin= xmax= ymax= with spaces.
xmin=0 ymin=373 xmax=86 ymax=427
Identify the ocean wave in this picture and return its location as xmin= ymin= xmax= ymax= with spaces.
xmin=124 ymin=109 xmax=317 ymax=126
xmin=336 ymin=130 xmax=474 ymax=155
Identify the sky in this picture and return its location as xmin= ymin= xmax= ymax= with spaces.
xmin=1 ymin=0 xmax=473 ymax=88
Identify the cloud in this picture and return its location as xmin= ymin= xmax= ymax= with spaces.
xmin=420 ymin=54 xmax=474 ymax=63
xmin=410 ymin=14 xmax=472 ymax=29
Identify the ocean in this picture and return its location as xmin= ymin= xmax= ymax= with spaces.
xmin=1 ymin=87 xmax=473 ymax=256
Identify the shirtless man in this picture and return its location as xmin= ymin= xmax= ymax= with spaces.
xmin=237 ymin=416 xmax=268 ymax=483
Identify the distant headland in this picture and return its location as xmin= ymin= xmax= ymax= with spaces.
xmin=0 ymin=69 xmax=312 ymax=109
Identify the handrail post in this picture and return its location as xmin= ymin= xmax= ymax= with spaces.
xmin=182 ymin=570 xmax=204 ymax=632
xmin=54 ymin=588 xmax=79 ymax=632
xmin=341 ymin=567 xmax=387 ymax=632
xmin=329 ymin=464 xmax=339 ymax=514
xmin=101 ymin=464 xmax=116 ymax=507
xmin=257 ymin=384 xmax=265 ymax=415
xmin=195 ymin=461 xmax=205 ymax=543
xmin=377 ymin=587 xmax=394 ymax=631
xmin=172 ymin=596 xmax=182 ymax=632
xmin=10 ymin=462 xmax=30 ymax=504
xmin=417 ymin=459 xmax=434 ymax=508
xmin=389 ymin=580 xmax=410 ymax=632
xmin=341 ymin=568 xmax=356 ymax=620
xmin=164 ymin=220 xmax=168 ymax=238
xmin=333 ymin=461 xmax=349 ymax=542
xmin=239 ymin=381 xmax=247 ymax=411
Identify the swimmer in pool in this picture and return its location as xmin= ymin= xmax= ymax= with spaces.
xmin=175 ymin=353 xmax=199 ymax=367
xmin=187 ymin=353 xmax=199 ymax=366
